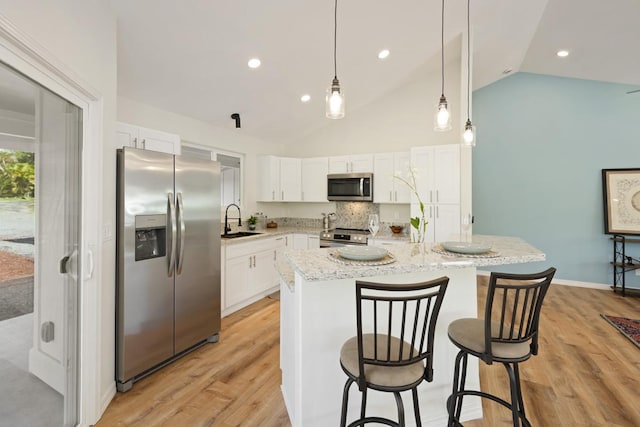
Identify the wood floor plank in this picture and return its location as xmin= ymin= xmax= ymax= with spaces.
xmin=97 ymin=278 xmax=640 ymax=426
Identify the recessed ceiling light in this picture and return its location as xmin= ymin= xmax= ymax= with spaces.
xmin=248 ymin=58 xmax=261 ymax=68
xmin=300 ymin=94 xmax=311 ymax=103
xmin=556 ymin=50 xmax=569 ymax=58
xmin=377 ymin=49 xmax=390 ymax=60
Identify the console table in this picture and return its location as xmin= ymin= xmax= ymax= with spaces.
xmin=610 ymin=235 xmax=640 ymax=296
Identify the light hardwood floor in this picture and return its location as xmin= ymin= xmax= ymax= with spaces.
xmin=97 ymin=281 xmax=640 ymax=426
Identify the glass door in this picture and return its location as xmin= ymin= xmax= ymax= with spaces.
xmin=0 ymin=61 xmax=81 ymax=426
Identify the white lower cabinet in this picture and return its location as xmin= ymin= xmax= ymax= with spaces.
xmin=307 ymin=235 xmax=320 ymax=248
xmin=223 ymin=236 xmax=285 ymax=315
xmin=288 ymin=233 xmax=320 ymax=249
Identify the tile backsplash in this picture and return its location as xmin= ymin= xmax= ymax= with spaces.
xmin=222 ymin=201 xmax=409 ymax=235
xmin=334 ymin=202 xmax=379 ymax=229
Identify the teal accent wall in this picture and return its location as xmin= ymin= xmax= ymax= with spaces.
xmin=473 ymin=72 xmax=640 ymax=284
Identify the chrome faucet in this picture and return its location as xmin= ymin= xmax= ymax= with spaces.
xmin=224 ymin=203 xmax=242 ymax=235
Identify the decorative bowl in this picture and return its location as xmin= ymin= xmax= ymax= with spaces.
xmin=390 ymin=225 xmax=404 ymax=234
xmin=440 ymin=241 xmax=492 ymax=254
xmin=337 ymin=246 xmax=388 ymax=261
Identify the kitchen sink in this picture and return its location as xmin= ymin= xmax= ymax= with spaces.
xmin=221 ymin=231 xmax=263 ymax=239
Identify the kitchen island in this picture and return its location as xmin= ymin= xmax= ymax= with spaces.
xmin=278 ymin=235 xmax=546 ymax=427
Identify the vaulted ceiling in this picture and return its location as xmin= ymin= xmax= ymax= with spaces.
xmin=9 ymin=1 xmax=640 ymax=145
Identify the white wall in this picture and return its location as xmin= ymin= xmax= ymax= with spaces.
xmin=117 ymin=96 xmax=286 ymax=217
xmin=0 ymin=0 xmax=117 ymax=422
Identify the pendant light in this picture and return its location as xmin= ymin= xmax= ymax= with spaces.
xmin=434 ymin=0 xmax=451 ymax=131
xmin=462 ymin=0 xmax=476 ymax=146
xmin=326 ymin=0 xmax=345 ymax=119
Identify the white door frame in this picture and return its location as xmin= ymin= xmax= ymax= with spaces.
xmin=0 ymin=14 xmax=103 ymax=426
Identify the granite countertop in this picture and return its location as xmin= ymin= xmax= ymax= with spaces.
xmin=221 ymin=226 xmax=322 ymax=245
xmin=283 ymin=235 xmax=545 ymax=283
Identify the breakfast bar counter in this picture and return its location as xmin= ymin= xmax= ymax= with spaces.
xmin=278 ymin=235 xmax=545 ymax=427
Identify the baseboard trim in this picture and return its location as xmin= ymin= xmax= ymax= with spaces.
xmin=476 ymin=270 xmax=609 ymax=290
xmin=99 ymin=383 xmax=117 ymax=421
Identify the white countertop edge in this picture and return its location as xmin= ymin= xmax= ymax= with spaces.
xmin=283 ymin=235 xmax=546 ymax=283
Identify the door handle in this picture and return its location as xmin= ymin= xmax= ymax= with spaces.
xmin=167 ymin=192 xmax=177 ymax=277
xmin=176 ymin=192 xmax=185 ymax=275
xmin=60 ymin=249 xmax=79 ymax=279
xmin=59 ymin=255 xmax=70 ymax=274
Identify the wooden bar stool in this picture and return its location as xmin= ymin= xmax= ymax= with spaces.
xmin=446 ymin=267 xmax=556 ymax=426
xmin=339 ymin=276 xmax=449 ymax=427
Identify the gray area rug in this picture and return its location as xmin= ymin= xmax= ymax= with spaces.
xmin=0 ymin=277 xmax=34 ymax=322
xmin=0 ymin=359 xmax=63 ymax=427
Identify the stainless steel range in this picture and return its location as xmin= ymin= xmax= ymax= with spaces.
xmin=319 ymin=228 xmax=369 ymax=248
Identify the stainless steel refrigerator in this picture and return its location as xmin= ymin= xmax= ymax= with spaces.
xmin=116 ymin=147 xmax=221 ymax=392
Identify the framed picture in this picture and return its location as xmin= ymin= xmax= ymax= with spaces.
xmin=602 ymin=168 xmax=640 ymax=235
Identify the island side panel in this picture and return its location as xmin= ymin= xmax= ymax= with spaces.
xmin=293 ymin=267 xmax=483 ymax=427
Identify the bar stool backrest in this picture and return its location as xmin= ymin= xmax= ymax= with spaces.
xmin=484 ymin=267 xmax=556 ymax=364
xmin=355 ymin=277 xmax=449 ymax=389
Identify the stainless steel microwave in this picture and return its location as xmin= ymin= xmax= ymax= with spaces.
xmin=327 ymin=173 xmax=373 ymax=202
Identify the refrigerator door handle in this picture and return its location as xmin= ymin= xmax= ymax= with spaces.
xmin=176 ymin=192 xmax=186 ymax=275
xmin=168 ymin=192 xmax=177 ymax=277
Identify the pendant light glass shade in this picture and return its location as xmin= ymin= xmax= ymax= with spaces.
xmin=326 ymin=77 xmax=345 ymax=119
xmin=434 ymin=0 xmax=451 ymax=132
xmin=435 ymin=94 xmax=452 ymax=131
xmin=463 ymin=118 xmax=475 ymax=146
xmin=326 ymin=0 xmax=345 ymax=119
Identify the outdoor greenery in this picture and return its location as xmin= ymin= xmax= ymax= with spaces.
xmin=0 ymin=150 xmax=35 ymax=199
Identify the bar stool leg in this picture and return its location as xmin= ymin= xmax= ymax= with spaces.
xmin=393 ymin=391 xmax=405 ymax=426
xmin=513 ymin=363 xmax=526 ymax=422
xmin=412 ymin=387 xmax=422 ymax=427
xmin=504 ymin=363 xmax=531 ymax=427
xmin=340 ymin=377 xmax=354 ymax=427
xmin=447 ymin=350 xmax=466 ymax=426
xmin=360 ymin=386 xmax=367 ymax=420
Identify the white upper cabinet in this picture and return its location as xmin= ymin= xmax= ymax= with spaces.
xmin=373 ymin=152 xmax=410 ymax=204
xmin=116 ymin=122 xmax=181 ymax=155
xmin=328 ymin=154 xmax=373 ymax=173
xmin=410 ymin=144 xmax=461 ymax=243
xmin=301 ymin=157 xmax=328 ymax=202
xmin=257 ymin=156 xmax=302 ymax=202
xmin=410 ymin=145 xmax=460 ymax=205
